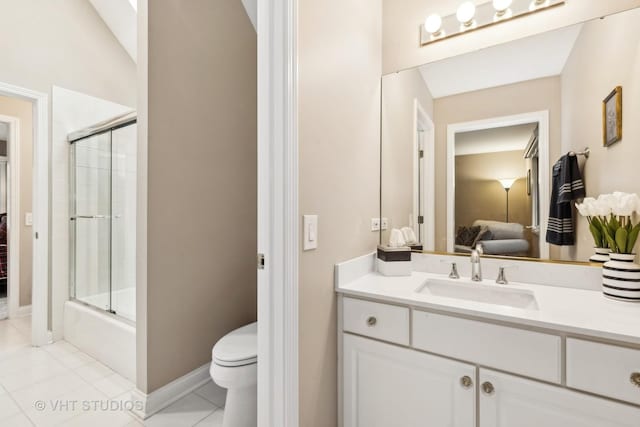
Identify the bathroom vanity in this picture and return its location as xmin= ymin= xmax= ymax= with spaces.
xmin=336 ymin=254 xmax=640 ymax=427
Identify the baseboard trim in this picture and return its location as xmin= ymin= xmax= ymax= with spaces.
xmin=130 ymin=362 xmax=212 ymax=420
xmin=16 ymin=305 xmax=32 ymax=317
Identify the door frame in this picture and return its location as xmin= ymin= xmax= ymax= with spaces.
xmin=257 ymin=0 xmax=299 ymax=425
xmin=445 ymin=110 xmax=550 ymax=259
xmin=0 ymin=81 xmax=49 ymax=346
xmin=413 ymin=99 xmax=435 ymax=251
xmin=0 ymin=114 xmax=21 ymax=321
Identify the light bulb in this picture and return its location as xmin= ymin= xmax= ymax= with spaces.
xmin=493 ymin=0 xmax=513 ymax=12
xmin=456 ymin=1 xmax=476 ymax=26
xmin=424 ymin=14 xmax=443 ymax=35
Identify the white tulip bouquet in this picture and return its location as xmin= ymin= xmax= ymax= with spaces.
xmin=576 ymin=192 xmax=640 ymax=254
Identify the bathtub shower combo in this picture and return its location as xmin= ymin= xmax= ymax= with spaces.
xmin=65 ymin=112 xmax=137 ymax=381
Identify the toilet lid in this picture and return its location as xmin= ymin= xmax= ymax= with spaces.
xmin=212 ymin=322 xmax=257 ymax=367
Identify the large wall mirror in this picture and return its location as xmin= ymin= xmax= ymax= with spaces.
xmin=380 ymin=7 xmax=640 ymax=263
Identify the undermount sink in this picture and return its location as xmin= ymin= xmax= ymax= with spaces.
xmin=415 ymin=278 xmax=539 ymax=310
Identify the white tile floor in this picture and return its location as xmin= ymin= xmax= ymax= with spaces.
xmin=0 ymin=316 xmax=225 ymax=427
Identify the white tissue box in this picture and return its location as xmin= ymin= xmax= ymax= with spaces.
xmin=377 ymin=258 xmax=412 ymax=277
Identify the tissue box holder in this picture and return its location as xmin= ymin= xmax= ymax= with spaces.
xmin=377 ymin=245 xmax=412 ymax=276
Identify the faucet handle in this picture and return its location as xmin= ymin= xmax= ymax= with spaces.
xmin=475 ymin=243 xmax=484 ymax=255
xmin=496 ymin=265 xmax=515 ymax=285
xmin=440 ymin=260 xmax=460 ymax=279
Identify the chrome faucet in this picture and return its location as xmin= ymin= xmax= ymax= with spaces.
xmin=470 ymin=244 xmax=483 ymax=282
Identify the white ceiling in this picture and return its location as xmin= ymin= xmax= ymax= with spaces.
xmin=420 ymin=24 xmax=583 ymax=99
xmin=89 ymin=0 xmax=137 ymax=62
xmin=0 ymin=122 xmax=7 ymax=141
xmin=241 ymin=0 xmax=257 ymax=31
xmin=455 ymin=123 xmax=537 ymax=156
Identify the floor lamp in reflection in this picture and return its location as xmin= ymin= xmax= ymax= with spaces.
xmin=498 ymin=178 xmax=516 ymax=222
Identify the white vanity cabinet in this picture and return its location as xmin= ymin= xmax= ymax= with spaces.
xmin=339 ymin=296 xmax=640 ymax=427
xmin=478 ymin=369 xmax=640 ymax=427
xmin=343 ymin=334 xmax=476 ymax=427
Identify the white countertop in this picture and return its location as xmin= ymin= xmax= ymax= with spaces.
xmin=337 ymin=271 xmax=640 ymax=345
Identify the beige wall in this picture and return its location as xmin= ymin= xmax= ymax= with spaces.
xmin=455 ymin=151 xmax=532 ymax=255
xmin=381 ymin=69 xmax=433 ymax=243
xmin=144 ymin=0 xmax=257 ymax=393
xmin=0 ymin=95 xmax=33 ymax=307
xmin=298 ymin=0 xmax=382 ymax=424
xmin=382 ymin=0 xmax=640 ymax=73
xmin=560 ymin=8 xmax=640 ymax=261
xmin=0 ymin=0 xmax=136 ymax=107
xmin=433 ymin=77 xmax=561 ymax=252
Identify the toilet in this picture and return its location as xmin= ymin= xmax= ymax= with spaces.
xmin=210 ymin=322 xmax=257 ymax=427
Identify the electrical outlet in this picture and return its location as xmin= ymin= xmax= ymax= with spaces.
xmin=371 ymin=218 xmax=381 ymax=231
xmin=381 ymin=217 xmax=389 ymax=230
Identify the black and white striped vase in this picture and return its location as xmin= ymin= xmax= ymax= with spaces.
xmin=590 ymin=247 xmax=611 ymax=263
xmin=602 ymin=253 xmax=640 ymax=302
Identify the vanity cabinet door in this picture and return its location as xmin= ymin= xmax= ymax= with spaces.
xmin=343 ymin=333 xmax=475 ymax=427
xmin=478 ymin=369 xmax=640 ymax=427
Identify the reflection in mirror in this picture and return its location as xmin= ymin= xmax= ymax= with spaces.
xmin=453 ymin=123 xmax=540 ymax=258
xmin=380 ymin=7 xmax=640 ymax=263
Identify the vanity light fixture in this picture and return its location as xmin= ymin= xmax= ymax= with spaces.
xmin=420 ymin=0 xmax=565 ymax=47
xmin=529 ymin=0 xmax=551 ymax=11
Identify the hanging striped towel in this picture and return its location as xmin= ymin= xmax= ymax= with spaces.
xmin=546 ymin=154 xmax=585 ymax=246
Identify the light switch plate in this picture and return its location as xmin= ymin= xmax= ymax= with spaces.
xmin=25 ymin=212 xmax=33 ymax=226
xmin=303 ymin=215 xmax=318 ymax=251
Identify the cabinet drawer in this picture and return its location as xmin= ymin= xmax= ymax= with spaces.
xmin=412 ymin=311 xmax=561 ymax=383
xmin=567 ymin=339 xmax=640 ymax=405
xmin=342 ymin=298 xmax=410 ymax=345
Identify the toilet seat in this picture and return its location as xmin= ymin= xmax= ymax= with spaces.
xmin=212 ymin=322 xmax=257 ymax=367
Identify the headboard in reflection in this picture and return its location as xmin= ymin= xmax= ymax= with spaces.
xmin=380 ymin=7 xmax=640 ymax=263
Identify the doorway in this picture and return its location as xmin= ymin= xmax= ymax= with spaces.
xmin=0 ymin=82 xmax=49 ymax=346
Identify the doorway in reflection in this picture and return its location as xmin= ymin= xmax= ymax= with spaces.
xmin=453 ymin=123 xmax=540 ymax=258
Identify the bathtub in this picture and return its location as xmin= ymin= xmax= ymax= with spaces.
xmin=63 ymin=299 xmax=136 ymax=381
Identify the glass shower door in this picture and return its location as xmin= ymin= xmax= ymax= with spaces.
xmin=71 ymin=132 xmax=113 ymax=312
xmin=110 ymin=124 xmax=137 ymax=321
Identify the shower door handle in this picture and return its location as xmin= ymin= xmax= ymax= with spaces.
xmin=70 ymin=215 xmax=108 ymax=220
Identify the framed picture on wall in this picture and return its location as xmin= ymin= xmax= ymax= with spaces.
xmin=603 ymin=86 xmax=622 ymax=147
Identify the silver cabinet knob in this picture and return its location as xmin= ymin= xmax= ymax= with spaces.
xmin=460 ymin=375 xmax=473 ymax=389
xmin=482 ymin=381 xmax=495 ymax=395
xmin=366 ymin=316 xmax=377 ymax=327
xmin=631 ymin=372 xmax=640 ymax=388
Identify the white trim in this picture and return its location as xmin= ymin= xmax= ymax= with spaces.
xmin=15 ymin=304 xmax=32 ymax=317
xmin=257 ymin=0 xmax=299 ymax=425
xmin=129 ymin=363 xmax=213 ymax=420
xmin=0 ymin=81 xmax=50 ymax=346
xmin=0 ymin=114 xmax=21 ymax=321
xmin=412 ymin=100 xmax=435 ymax=251
xmin=446 ymin=111 xmax=550 ymax=259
